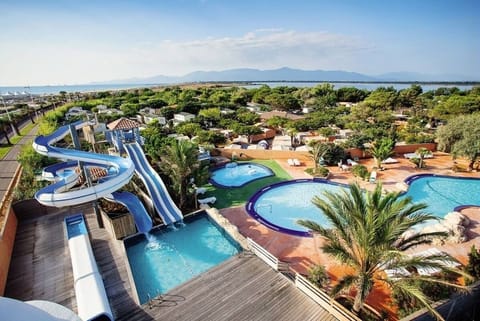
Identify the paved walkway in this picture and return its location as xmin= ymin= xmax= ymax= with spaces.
xmin=0 ymin=125 xmax=38 ymax=202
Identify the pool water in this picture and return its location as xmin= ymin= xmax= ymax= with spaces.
xmin=247 ymin=176 xmax=480 ymax=237
xmin=247 ymin=180 xmax=344 ymax=236
xmin=125 ymin=214 xmax=241 ymax=304
xmin=210 ymin=162 xmax=274 ymax=187
xmin=64 ymin=214 xmax=88 ymax=239
xmin=404 ymin=175 xmax=480 ymax=215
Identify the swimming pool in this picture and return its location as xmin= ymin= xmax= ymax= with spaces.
xmin=247 ymin=175 xmax=480 ymax=237
xmin=404 ymin=174 xmax=480 ymax=214
xmin=246 ymin=179 xmax=344 ymax=236
xmin=210 ymin=162 xmax=274 ymax=188
xmin=124 ymin=213 xmax=242 ymax=304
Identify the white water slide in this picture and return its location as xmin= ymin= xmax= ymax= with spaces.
xmin=33 ymin=121 xmax=135 ymax=207
xmin=124 ymin=142 xmax=183 ymax=225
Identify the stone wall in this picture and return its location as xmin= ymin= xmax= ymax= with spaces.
xmin=218 ymin=142 xmax=438 ymax=163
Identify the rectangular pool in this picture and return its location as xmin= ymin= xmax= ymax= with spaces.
xmin=124 ymin=212 xmax=242 ymax=304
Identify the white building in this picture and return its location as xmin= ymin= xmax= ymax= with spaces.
xmin=173 ymin=112 xmax=195 ymax=126
xmin=174 ymin=112 xmax=195 ymax=122
xmin=66 ymin=106 xmax=89 ymax=120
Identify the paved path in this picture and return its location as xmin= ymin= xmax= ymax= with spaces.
xmin=0 ymin=125 xmax=38 ymax=202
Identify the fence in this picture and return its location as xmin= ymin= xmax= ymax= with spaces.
xmin=295 ymin=274 xmax=361 ymax=321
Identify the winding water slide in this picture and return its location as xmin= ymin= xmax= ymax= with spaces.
xmin=124 ymin=142 xmax=183 ymax=225
xmin=33 ymin=121 xmax=153 ymax=233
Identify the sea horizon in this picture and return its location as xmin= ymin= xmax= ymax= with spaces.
xmin=0 ymin=80 xmax=477 ymax=96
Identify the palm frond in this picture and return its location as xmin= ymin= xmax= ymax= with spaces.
xmin=331 ymin=274 xmax=358 ymax=297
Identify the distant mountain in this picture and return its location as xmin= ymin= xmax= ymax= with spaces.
xmin=180 ymin=67 xmax=377 ymax=82
xmin=94 ymin=67 xmax=476 ymax=85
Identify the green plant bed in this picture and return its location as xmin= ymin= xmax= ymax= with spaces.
xmin=305 ymin=166 xmax=330 ymax=178
xmin=201 ymin=159 xmax=292 ymax=209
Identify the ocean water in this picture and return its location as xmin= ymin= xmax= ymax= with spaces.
xmin=1 ymin=81 xmax=475 ymax=95
xmin=0 ymin=83 xmax=163 ymax=95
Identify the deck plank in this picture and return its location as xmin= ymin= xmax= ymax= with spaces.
xmin=5 ymin=205 xmax=337 ymax=321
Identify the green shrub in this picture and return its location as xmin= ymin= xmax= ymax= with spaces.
xmin=307 ymin=264 xmax=329 ymax=288
xmin=351 ymin=164 xmax=369 ymax=180
xmin=393 ymin=276 xmax=458 ymax=318
xmin=466 ymin=245 xmax=480 ymax=281
xmin=409 ymin=157 xmax=426 ymax=168
xmin=305 ymin=166 xmax=330 ymax=177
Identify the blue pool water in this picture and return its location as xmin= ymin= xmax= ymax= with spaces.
xmin=247 ymin=176 xmax=480 ymax=237
xmin=210 ymin=162 xmax=274 ymax=187
xmin=125 ymin=214 xmax=241 ymax=304
xmin=64 ymin=214 xmax=88 ymax=239
xmin=404 ymin=175 xmax=480 ymax=215
xmin=247 ymin=180 xmax=344 ymax=236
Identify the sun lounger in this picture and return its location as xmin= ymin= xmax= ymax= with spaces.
xmin=385 ymin=267 xmax=411 ymax=280
xmin=369 ymin=171 xmax=377 ymax=183
xmin=341 ymin=164 xmax=350 ymax=171
xmin=347 ymin=159 xmax=358 ymax=166
xmin=195 ymin=187 xmax=207 ymax=195
xmin=293 ymin=159 xmax=301 ymax=166
xmin=198 ymin=197 xmax=216 ymax=205
xmin=382 ymin=157 xmax=398 ymax=164
xmin=287 ymin=159 xmax=295 ymax=166
xmin=410 ymin=248 xmax=461 ymax=275
xmin=404 ymin=152 xmax=433 ymax=159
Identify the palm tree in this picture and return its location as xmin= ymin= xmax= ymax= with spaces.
xmin=415 ymin=147 xmax=431 ymax=169
xmin=286 ymin=126 xmax=298 ymax=148
xmin=309 ymin=141 xmax=324 ymax=170
xmin=0 ymin=117 xmax=12 ymax=145
xmin=159 ymin=140 xmax=208 ymax=210
xmin=369 ymin=137 xmax=395 ymax=170
xmin=297 ymin=183 xmax=466 ymax=320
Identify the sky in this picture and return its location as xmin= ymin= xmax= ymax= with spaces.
xmin=0 ymin=0 xmax=479 ymax=85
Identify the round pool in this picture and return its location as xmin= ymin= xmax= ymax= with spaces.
xmin=210 ymin=162 xmax=274 ymax=188
xmin=246 ymin=179 xmax=345 ymax=236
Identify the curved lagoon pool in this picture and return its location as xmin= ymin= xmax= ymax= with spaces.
xmin=247 ymin=175 xmax=480 ymax=237
xmin=210 ymin=162 xmax=274 ymax=188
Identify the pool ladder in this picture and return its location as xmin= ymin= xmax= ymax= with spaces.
xmin=147 ymin=290 xmax=164 ymax=309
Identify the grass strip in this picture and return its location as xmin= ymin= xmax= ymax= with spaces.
xmin=0 ymin=121 xmax=38 ymax=159
xmin=203 ymin=159 xmax=292 ymax=209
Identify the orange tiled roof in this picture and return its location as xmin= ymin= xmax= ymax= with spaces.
xmin=107 ymin=117 xmax=140 ymax=130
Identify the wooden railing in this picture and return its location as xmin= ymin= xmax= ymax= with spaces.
xmin=295 ymin=274 xmax=361 ymax=321
xmin=247 ymin=237 xmax=361 ymax=321
xmin=247 ymin=237 xmax=280 ymax=271
xmin=0 ymin=165 xmax=22 ymax=234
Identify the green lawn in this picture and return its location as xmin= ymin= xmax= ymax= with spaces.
xmin=202 ymin=159 xmax=293 ymax=209
xmin=0 ymin=122 xmax=37 ymax=159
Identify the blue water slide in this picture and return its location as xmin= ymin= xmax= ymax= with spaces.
xmin=106 ymin=191 xmax=153 ymax=233
xmin=124 ymin=142 xmax=183 ymax=225
xmin=33 ymin=121 xmax=135 ymax=207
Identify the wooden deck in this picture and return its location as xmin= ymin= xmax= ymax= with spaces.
xmin=5 ymin=204 xmax=337 ymax=321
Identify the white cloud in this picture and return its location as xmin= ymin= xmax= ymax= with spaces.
xmin=130 ymin=29 xmax=372 ymax=75
xmin=0 ymin=29 xmax=373 ymax=85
